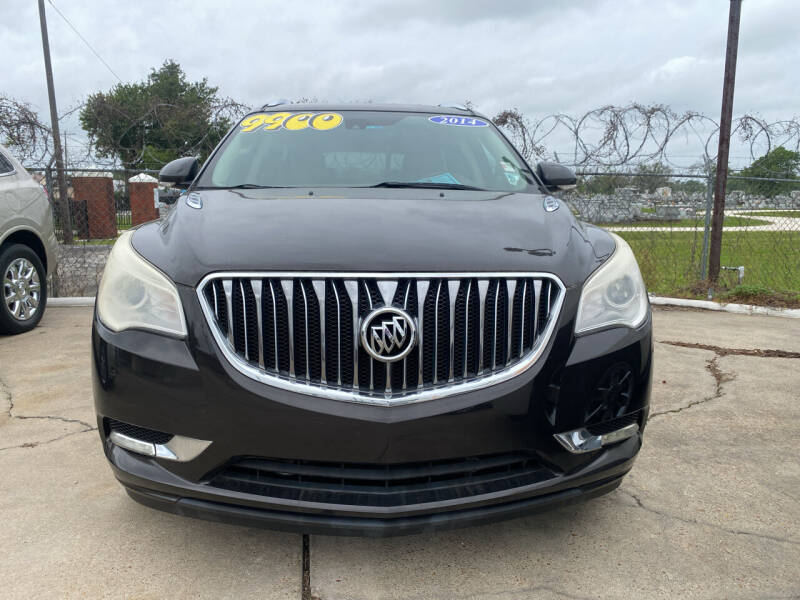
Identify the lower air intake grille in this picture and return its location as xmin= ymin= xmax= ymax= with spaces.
xmin=209 ymin=453 xmax=553 ymax=507
xmin=106 ymin=418 xmax=173 ymax=445
xmin=198 ymin=273 xmax=564 ymax=405
xmin=585 ymin=411 xmax=641 ymax=436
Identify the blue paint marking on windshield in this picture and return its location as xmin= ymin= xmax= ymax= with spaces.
xmin=417 ymin=172 xmax=461 ymax=184
xmin=429 ymin=115 xmax=489 ymax=127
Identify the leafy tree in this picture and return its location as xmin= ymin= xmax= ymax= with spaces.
xmin=672 ymin=178 xmax=707 ymax=194
xmin=630 ymin=162 xmax=672 ymax=193
xmin=577 ymin=171 xmax=630 ymax=195
xmin=577 ymin=162 xmax=673 ymax=194
xmin=80 ymin=60 xmax=246 ymax=170
xmin=734 ymin=146 xmax=800 ymax=197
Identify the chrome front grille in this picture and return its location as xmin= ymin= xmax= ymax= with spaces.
xmin=197 ymin=273 xmax=564 ymax=406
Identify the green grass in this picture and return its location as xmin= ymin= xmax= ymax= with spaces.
xmin=75 ymin=238 xmax=117 ymax=246
xmin=740 ymin=210 xmax=800 ymax=219
xmin=640 ymin=206 xmax=656 ymax=214
xmin=719 ymin=285 xmax=800 ymax=307
xmin=619 ymin=230 xmax=800 ymax=301
xmin=600 ymin=216 xmax=769 ymax=228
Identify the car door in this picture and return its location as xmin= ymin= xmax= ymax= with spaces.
xmin=0 ymin=150 xmax=19 ymax=234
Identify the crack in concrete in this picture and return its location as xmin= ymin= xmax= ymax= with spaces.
xmin=660 ymin=340 xmax=800 ymax=359
xmin=7 ymin=412 xmax=96 ymax=429
xmin=457 ymin=586 xmax=596 ymax=600
xmin=302 ymin=534 xmax=313 ymax=600
xmin=651 ymin=336 xmax=797 ymax=420
xmin=619 ymin=488 xmax=800 ymax=547
xmin=0 ymin=427 xmax=96 ymax=452
xmin=0 ymin=374 xmax=96 ymax=453
xmin=650 ymin=354 xmax=734 ymax=419
xmin=330 ymin=584 xmax=596 ymax=600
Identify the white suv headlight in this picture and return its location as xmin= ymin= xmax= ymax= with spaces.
xmin=575 ymin=233 xmax=649 ymax=334
xmin=97 ymin=231 xmax=187 ymax=338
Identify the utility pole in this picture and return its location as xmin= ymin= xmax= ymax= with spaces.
xmin=38 ymin=0 xmax=73 ymax=243
xmin=708 ymin=0 xmax=742 ymax=284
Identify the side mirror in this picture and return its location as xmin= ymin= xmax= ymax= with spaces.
xmin=536 ymin=162 xmax=577 ymax=191
xmin=159 ymin=157 xmax=199 ymax=187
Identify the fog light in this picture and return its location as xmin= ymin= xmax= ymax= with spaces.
xmin=554 ymin=423 xmax=639 ymax=454
xmin=108 ymin=420 xmax=211 ymax=462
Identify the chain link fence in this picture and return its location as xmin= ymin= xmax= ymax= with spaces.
xmin=565 ymin=171 xmax=800 ymax=304
xmin=32 ymin=167 xmax=800 ymax=304
xmin=31 ymin=167 xmax=165 ymax=297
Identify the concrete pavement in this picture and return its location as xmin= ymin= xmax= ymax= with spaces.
xmin=0 ymin=308 xmax=300 ymax=599
xmin=1 ymin=307 xmax=798 ymax=599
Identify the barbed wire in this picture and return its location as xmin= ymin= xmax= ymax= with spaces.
xmin=4 ymin=96 xmax=800 ymax=178
xmin=493 ymin=103 xmax=800 ymax=174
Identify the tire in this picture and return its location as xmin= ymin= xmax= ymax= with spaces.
xmin=0 ymin=244 xmax=47 ymax=335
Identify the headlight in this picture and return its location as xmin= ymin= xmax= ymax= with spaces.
xmin=575 ymin=233 xmax=648 ymax=334
xmin=96 ymin=231 xmax=187 ymax=338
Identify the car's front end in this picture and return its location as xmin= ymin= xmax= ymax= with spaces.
xmin=92 ymin=104 xmax=652 ymax=536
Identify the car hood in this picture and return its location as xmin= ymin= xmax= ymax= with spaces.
xmin=132 ymin=188 xmax=613 ymax=288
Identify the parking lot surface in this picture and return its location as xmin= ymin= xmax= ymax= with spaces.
xmin=1 ymin=306 xmax=798 ymax=599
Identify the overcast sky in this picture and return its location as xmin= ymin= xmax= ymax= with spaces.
xmin=3 ymin=0 xmax=799 ymax=166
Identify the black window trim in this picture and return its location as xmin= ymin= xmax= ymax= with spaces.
xmin=0 ymin=150 xmax=17 ymax=177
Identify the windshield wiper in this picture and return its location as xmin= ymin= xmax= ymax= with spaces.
xmin=367 ymin=181 xmax=487 ymax=191
xmin=224 ymin=183 xmax=281 ymax=189
xmin=194 ymin=183 xmax=283 ymax=190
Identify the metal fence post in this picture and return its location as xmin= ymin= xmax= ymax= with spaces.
xmin=700 ymin=172 xmax=714 ymax=281
xmin=44 ymin=167 xmax=54 ymax=205
xmin=43 ymin=166 xmax=60 ymax=298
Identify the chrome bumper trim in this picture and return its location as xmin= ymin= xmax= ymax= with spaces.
xmin=109 ymin=431 xmax=211 ymax=462
xmin=554 ymin=423 xmax=639 ymax=454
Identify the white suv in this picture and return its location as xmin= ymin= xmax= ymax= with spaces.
xmin=0 ymin=144 xmax=58 ymax=334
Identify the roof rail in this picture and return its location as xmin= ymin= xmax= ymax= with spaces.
xmin=261 ymin=99 xmax=289 ymax=109
xmin=438 ymin=102 xmax=470 ymax=112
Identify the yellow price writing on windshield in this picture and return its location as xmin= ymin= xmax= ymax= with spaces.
xmin=239 ymin=112 xmax=343 ymax=133
xmin=310 ymin=113 xmax=343 ymax=130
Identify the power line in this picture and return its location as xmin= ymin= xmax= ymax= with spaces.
xmin=46 ymin=0 xmax=122 ymax=83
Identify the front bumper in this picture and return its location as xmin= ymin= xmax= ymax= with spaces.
xmin=92 ymin=285 xmax=652 ymax=536
xmin=118 ymin=444 xmax=632 ymax=536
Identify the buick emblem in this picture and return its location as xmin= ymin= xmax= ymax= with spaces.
xmin=360 ymin=307 xmax=417 ymax=362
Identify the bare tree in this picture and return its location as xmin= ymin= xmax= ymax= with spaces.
xmin=0 ymin=95 xmax=53 ymax=166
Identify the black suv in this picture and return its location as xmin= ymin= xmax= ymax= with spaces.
xmin=92 ymin=104 xmax=652 ymax=536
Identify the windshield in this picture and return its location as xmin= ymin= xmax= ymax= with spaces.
xmin=196 ymin=110 xmax=537 ymax=192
